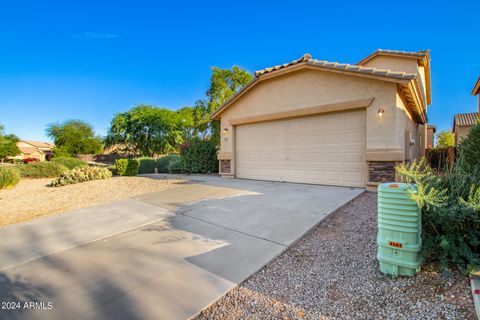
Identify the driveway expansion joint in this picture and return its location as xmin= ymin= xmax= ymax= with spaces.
xmin=177 ymin=209 xmax=287 ymax=247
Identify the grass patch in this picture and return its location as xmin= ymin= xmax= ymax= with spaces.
xmin=0 ymin=166 xmax=20 ymax=189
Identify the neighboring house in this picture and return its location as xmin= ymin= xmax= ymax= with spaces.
xmin=452 ymin=77 xmax=480 ymax=145
xmin=212 ymin=49 xmax=431 ymax=190
xmin=15 ymin=140 xmax=54 ymax=161
xmin=426 ymin=125 xmax=436 ymax=148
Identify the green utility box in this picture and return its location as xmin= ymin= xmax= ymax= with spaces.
xmin=377 ymin=182 xmax=421 ymax=276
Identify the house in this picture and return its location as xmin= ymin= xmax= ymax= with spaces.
xmin=426 ymin=125 xmax=436 ymax=148
xmin=212 ymin=49 xmax=431 ymax=190
xmin=15 ymin=140 xmax=54 ymax=161
xmin=453 ymin=77 xmax=480 ymax=145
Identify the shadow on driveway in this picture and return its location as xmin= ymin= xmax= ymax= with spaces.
xmin=0 ymin=176 xmax=364 ymax=319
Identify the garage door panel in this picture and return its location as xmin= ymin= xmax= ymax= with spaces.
xmin=344 ymin=152 xmax=364 ymax=163
xmin=235 ymin=110 xmax=365 ymax=187
xmin=345 ymin=172 xmax=363 ymax=184
xmin=345 ymin=132 xmax=364 ymax=144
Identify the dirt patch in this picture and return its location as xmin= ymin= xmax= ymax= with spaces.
xmin=0 ymin=176 xmax=184 ymax=227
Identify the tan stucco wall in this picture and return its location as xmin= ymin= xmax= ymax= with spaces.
xmin=455 ymin=126 xmax=472 ymax=145
xmin=395 ymin=92 xmax=425 ymax=161
xmin=218 ymin=69 xmax=415 ymax=175
xmin=362 ymin=56 xmax=427 ymax=106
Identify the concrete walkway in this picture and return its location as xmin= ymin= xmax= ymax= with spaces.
xmin=0 ymin=176 xmax=363 ymax=320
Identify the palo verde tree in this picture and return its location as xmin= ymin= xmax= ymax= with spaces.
xmin=105 ymin=105 xmax=182 ymax=156
xmin=46 ymin=120 xmax=103 ymax=156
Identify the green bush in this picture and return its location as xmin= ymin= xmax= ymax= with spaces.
xmin=50 ymin=167 xmax=112 ymax=187
xmin=115 ymin=158 xmax=139 ymax=176
xmin=106 ymin=164 xmax=118 ymax=176
xmin=51 ymin=157 xmax=88 ymax=170
xmin=137 ymin=157 xmax=156 ymax=174
xmin=396 ymin=158 xmax=480 ymax=273
xmin=459 ymin=122 xmax=480 ymax=169
xmin=179 ymin=138 xmax=218 ymax=174
xmin=17 ymin=162 xmax=68 ymax=178
xmin=156 ymin=155 xmax=181 ymax=173
xmin=0 ymin=166 xmax=20 ymax=189
xmin=167 ymin=156 xmax=184 ymax=173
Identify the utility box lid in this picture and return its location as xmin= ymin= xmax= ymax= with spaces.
xmin=378 ymin=183 xmax=416 ymax=193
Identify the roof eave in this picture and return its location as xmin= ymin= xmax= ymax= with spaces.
xmin=398 ymin=80 xmax=427 ymax=124
xmin=357 ymin=51 xmax=426 ymax=66
xmin=472 ymin=77 xmax=480 ymax=95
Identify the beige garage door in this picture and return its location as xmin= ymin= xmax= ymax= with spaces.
xmin=235 ymin=110 xmax=365 ymax=187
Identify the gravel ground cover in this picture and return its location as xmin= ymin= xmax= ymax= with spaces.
xmin=195 ymin=192 xmax=475 ymax=320
xmin=0 ymin=176 xmax=183 ymax=227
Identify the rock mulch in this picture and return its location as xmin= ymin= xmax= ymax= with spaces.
xmin=195 ymin=192 xmax=475 ymax=320
xmin=0 ymin=176 xmax=183 ymax=227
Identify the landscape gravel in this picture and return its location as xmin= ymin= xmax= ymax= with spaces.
xmin=0 ymin=175 xmax=183 ymax=227
xmin=195 ymin=192 xmax=475 ymax=320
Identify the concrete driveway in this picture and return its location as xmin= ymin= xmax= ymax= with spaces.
xmin=0 ymin=176 xmax=363 ymax=320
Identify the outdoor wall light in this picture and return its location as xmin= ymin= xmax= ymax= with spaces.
xmin=377 ymin=108 xmax=385 ymax=117
xmin=222 ymin=128 xmax=229 ymax=133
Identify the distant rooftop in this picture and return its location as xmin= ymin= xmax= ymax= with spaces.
xmin=21 ymin=140 xmax=54 ymax=149
xmin=454 ymin=112 xmax=479 ymax=127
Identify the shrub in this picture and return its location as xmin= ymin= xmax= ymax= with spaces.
xmin=156 ymin=155 xmax=181 ymax=173
xmin=167 ymin=156 xmax=184 ymax=173
xmin=17 ymin=162 xmax=68 ymax=178
xmin=396 ymin=158 xmax=480 ymax=273
xmin=0 ymin=166 xmax=20 ymax=189
xmin=115 ymin=158 xmax=139 ymax=176
xmin=51 ymin=157 xmax=88 ymax=170
xmin=459 ymin=122 xmax=480 ymax=169
xmin=179 ymin=138 xmax=218 ymax=174
xmin=137 ymin=157 xmax=156 ymax=174
xmin=106 ymin=164 xmax=118 ymax=176
xmin=50 ymin=167 xmax=112 ymax=187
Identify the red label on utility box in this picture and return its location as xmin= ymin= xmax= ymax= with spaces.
xmin=389 ymin=241 xmax=403 ymax=248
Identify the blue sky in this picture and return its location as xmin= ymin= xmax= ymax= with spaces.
xmin=0 ymin=0 xmax=478 ymax=141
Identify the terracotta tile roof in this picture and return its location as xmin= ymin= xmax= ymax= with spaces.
xmin=254 ymin=54 xmax=417 ymax=80
xmin=17 ymin=146 xmax=43 ymax=155
xmin=22 ymin=140 xmax=54 ymax=149
xmin=254 ymin=54 xmax=311 ymax=77
xmin=370 ymin=49 xmax=428 ymax=58
xmin=357 ymin=49 xmax=430 ymax=65
xmin=454 ymin=112 xmax=479 ymax=126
